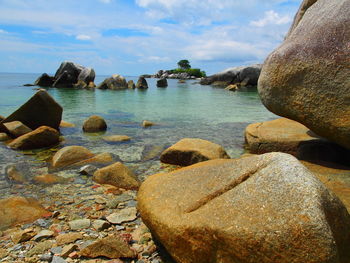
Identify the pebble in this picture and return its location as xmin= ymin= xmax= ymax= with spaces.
xmin=52 ymin=255 xmax=67 ymax=263
xmin=33 ymin=229 xmax=54 ymax=241
xmin=79 ymin=165 xmax=97 ymax=176
xmin=11 ymin=229 xmax=36 ymax=244
xmin=56 ymin=233 xmax=83 ymax=246
xmin=92 ymin=220 xmax=110 ymax=231
xmin=106 ymin=207 xmax=137 ymax=224
xmin=35 ymin=218 xmax=51 ymax=228
xmin=51 ymin=246 xmax=63 ymax=254
xmin=39 ymin=253 xmax=53 ymax=262
xmin=61 ymin=244 xmax=77 ymax=258
xmin=68 ymin=219 xmax=91 ymax=230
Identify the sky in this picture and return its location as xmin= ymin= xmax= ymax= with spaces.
xmin=0 ymin=0 xmax=302 ymax=76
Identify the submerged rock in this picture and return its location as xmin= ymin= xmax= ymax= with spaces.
xmin=0 ymin=89 xmax=63 ymax=130
xmin=138 ymin=153 xmax=350 ymax=263
xmin=3 ymin=120 xmax=32 ymax=138
xmin=106 ymin=207 xmax=137 ymax=224
xmin=160 ymin=138 xmax=230 ymax=166
xmin=258 ymin=0 xmax=350 ymax=149
xmin=8 ymin=126 xmax=59 ymax=150
xmin=5 ymin=165 xmax=27 ymax=183
xmin=136 ymin=77 xmax=148 ymax=89
xmin=82 ymin=115 xmax=107 ymax=132
xmin=33 ymin=174 xmax=65 ymax=185
xmin=97 ymin=74 xmax=128 ymax=90
xmin=103 ymin=135 xmax=131 ymax=142
xmin=52 ymin=146 xmax=94 ymax=168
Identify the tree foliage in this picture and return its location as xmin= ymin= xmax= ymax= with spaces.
xmin=177 ymin=59 xmax=191 ymax=70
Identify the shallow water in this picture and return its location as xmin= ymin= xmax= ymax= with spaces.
xmin=0 ymin=72 xmax=276 ymax=186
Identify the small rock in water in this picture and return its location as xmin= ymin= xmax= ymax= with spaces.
xmin=33 ymin=230 xmax=54 ymax=241
xmin=51 ymin=255 xmax=67 ymax=263
xmin=50 ymin=246 xmax=63 ymax=254
xmin=79 ymin=165 xmax=97 ymax=176
xmin=35 ymin=218 xmax=51 ymax=228
xmin=103 ymin=135 xmax=131 ymax=142
xmin=68 ymin=219 xmax=91 ymax=230
xmin=11 ymin=229 xmax=36 ymax=244
xmin=5 ymin=165 xmax=27 ymax=183
xmin=26 ymin=240 xmax=54 ymax=257
xmin=82 ymin=115 xmax=107 ymax=132
xmin=60 ymin=244 xmax=78 ymax=258
xmin=56 ymin=232 xmax=83 ymax=246
xmin=106 ymin=207 xmax=137 ymax=224
xmin=92 ymin=220 xmax=110 ymax=231
xmin=39 ymin=253 xmax=53 ymax=262
xmin=142 ymin=120 xmax=154 ymax=128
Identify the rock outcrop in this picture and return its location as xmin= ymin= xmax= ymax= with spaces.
xmin=97 ymin=74 xmax=128 ymax=90
xmin=136 ymin=77 xmax=148 ymax=89
xmin=82 ymin=115 xmax=107 ymax=132
xmin=258 ymin=0 xmax=350 ymax=149
xmin=0 ymin=90 xmax=62 ymax=131
xmin=138 ymin=153 xmax=350 ymax=263
xmin=200 ymin=64 xmax=262 ymax=87
xmin=160 ymin=138 xmax=230 ymax=166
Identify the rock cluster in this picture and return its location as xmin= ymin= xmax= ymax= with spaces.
xmin=154 ymin=70 xmax=195 ymax=79
xmin=97 ymin=74 xmax=128 ymax=90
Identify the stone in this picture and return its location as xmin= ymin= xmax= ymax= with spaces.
xmin=93 ymin=162 xmax=140 ymax=190
xmin=0 ymin=115 xmax=4 ymax=121
xmin=83 ymin=115 xmax=107 ymax=132
xmin=68 ymin=219 xmax=91 ymax=230
xmin=33 ymin=174 xmax=65 ymax=185
xmin=136 ymin=77 xmax=148 ymax=89
xmin=52 ymin=146 xmax=94 ymax=168
xmin=79 ymin=235 xmax=136 ymax=259
xmin=60 ymin=120 xmax=75 ymax=128
xmin=138 ymin=153 xmax=350 ymax=263
xmin=73 ymin=152 xmax=117 ymax=167
xmin=78 ymin=67 xmax=95 ymax=84
xmin=258 ymin=0 xmax=350 ymax=149
xmin=106 ymin=207 xmax=137 ymax=224
xmin=51 ymin=246 xmax=63 ymax=254
xmin=39 ymin=253 xmax=53 ymax=262
xmin=11 ymin=229 xmax=36 ymax=243
xmin=141 ymin=144 xmax=166 ymax=161
xmin=225 ymin=84 xmax=239 ymax=91
xmin=0 ymin=196 xmax=49 ymax=230
xmin=56 ymin=232 xmax=83 ymax=246
xmin=97 ymin=74 xmax=128 ymax=90
xmin=8 ymin=126 xmax=59 ymax=150
xmin=0 ymin=89 xmax=62 ymax=130
xmin=3 ymin=121 xmax=32 ymax=137
xmin=92 ymin=220 xmax=110 ymax=231
xmin=34 ymin=73 xmax=54 ymax=87
xmin=27 ymin=240 xmax=54 ymax=257
xmin=53 ymin=61 xmax=86 ymax=88
xmin=127 ymin=80 xmax=136 ymax=89
xmin=5 ymin=165 xmax=27 ymax=183
xmin=51 ymin=255 xmax=67 ymax=263
xmin=103 ymin=135 xmax=131 ymax=142
xmin=61 ymin=244 xmax=78 ymax=258
xmin=0 ymin=132 xmax=10 ymax=141
xmin=160 ymin=138 xmax=230 ymax=166
xmin=33 ymin=230 xmax=54 ymax=241
xmin=142 ymin=120 xmax=154 ymax=128
xmin=79 ymin=165 xmax=98 ymax=176
xmin=156 ymin=78 xmax=168 ymax=87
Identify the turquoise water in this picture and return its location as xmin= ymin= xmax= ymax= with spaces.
xmin=0 ymin=72 xmax=276 ymax=179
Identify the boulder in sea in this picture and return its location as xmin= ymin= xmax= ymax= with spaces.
xmin=157 ymin=78 xmax=168 ymax=87
xmin=138 ymin=153 xmax=350 ymax=263
xmin=142 ymin=120 xmax=154 ymax=128
xmin=127 ymin=80 xmax=136 ymax=89
xmin=225 ymin=84 xmax=239 ymax=91
xmin=93 ymin=162 xmax=140 ymax=190
xmin=0 ymin=89 xmax=62 ymax=130
xmin=0 ymin=196 xmax=49 ymax=230
xmin=8 ymin=126 xmax=59 ymax=150
xmin=136 ymin=77 xmax=148 ymax=89
xmin=34 ymin=73 xmax=55 ymax=87
xmin=52 ymin=146 xmax=94 ymax=168
xmin=97 ymin=74 xmax=128 ymax=90
xmin=52 ymin=61 xmax=84 ymax=88
xmin=103 ymin=135 xmax=131 ymax=142
xmin=82 ymin=115 xmax=107 ymax=132
xmin=160 ymin=138 xmax=230 ymax=166
xmin=78 ymin=67 xmax=95 ymax=84
xmin=3 ymin=121 xmax=32 ymax=138
xmin=200 ymin=64 xmax=262 ymax=87
xmin=258 ymin=0 xmax=350 ymax=149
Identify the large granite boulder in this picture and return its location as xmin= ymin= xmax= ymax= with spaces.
xmin=97 ymin=74 xmax=128 ymax=90
xmin=52 ymin=146 xmax=94 ymax=168
xmin=34 ymin=73 xmax=55 ymax=87
xmin=78 ymin=67 xmax=95 ymax=84
xmin=200 ymin=64 xmax=262 ymax=86
xmin=136 ymin=77 xmax=148 ymax=89
xmin=138 ymin=153 xmax=350 ymax=263
xmin=258 ymin=0 xmax=350 ymax=149
xmin=82 ymin=115 xmax=107 ymax=132
xmin=53 ymin=61 xmax=84 ymax=88
xmin=8 ymin=126 xmax=60 ymax=150
xmin=160 ymin=138 xmax=230 ymax=166
xmin=0 ymin=90 xmax=62 ymax=130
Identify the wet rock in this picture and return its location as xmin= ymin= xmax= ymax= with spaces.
xmin=51 ymin=246 xmax=63 ymax=254
xmin=79 ymin=235 xmax=136 ymax=259
xmin=11 ymin=229 xmax=36 ymax=243
xmin=56 ymin=232 xmax=83 ymax=246
xmin=225 ymin=84 xmax=239 ymax=91
xmin=92 ymin=220 xmax=110 ymax=231
xmin=33 ymin=230 xmax=54 ymax=241
xmin=60 ymin=120 xmax=75 ymax=128
xmin=138 ymin=153 xmax=350 ymax=263
xmin=141 ymin=144 xmax=165 ymax=161
xmin=136 ymin=77 xmax=148 ymax=89
xmin=3 ymin=121 xmax=32 ymax=138
xmin=68 ymin=219 xmax=91 ymax=230
xmin=83 ymin=115 xmax=107 ymax=132
xmin=106 ymin=194 xmax=134 ymax=209
xmin=61 ymin=244 xmax=78 ymax=258
xmin=106 ymin=207 xmax=137 ymax=224
xmin=258 ymin=0 xmax=350 ymax=149
xmin=8 ymin=126 xmax=59 ymax=150
xmin=34 ymin=73 xmax=54 ymax=87
xmin=142 ymin=120 xmax=154 ymax=128
xmin=103 ymin=135 xmax=131 ymax=142
xmin=128 ymin=80 xmax=136 ymax=89
xmin=0 ymin=132 xmax=10 ymax=141
xmin=93 ymin=162 xmax=140 ymax=190
xmin=52 ymin=146 xmax=94 ymax=168
xmin=33 ymin=174 xmax=65 ymax=185
xmin=5 ymin=165 xmax=27 ymax=183
xmin=160 ymin=138 xmax=230 ymax=166
xmin=79 ymin=165 xmax=98 ymax=176
xmin=97 ymin=74 xmax=128 ymax=90
xmin=27 ymin=240 xmax=54 ymax=257
xmin=51 ymin=255 xmax=67 ymax=263
xmin=0 ymin=89 xmax=62 ymax=130
xmin=39 ymin=253 xmax=53 ymax=262
xmin=73 ymin=152 xmax=117 ymax=167
xmin=0 ymin=196 xmax=49 ymax=230
xmin=156 ymin=78 xmax=168 ymax=87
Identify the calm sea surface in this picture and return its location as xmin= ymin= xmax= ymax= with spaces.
xmin=0 ymin=72 xmax=276 ymax=182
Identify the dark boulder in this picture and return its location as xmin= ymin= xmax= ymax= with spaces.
xmin=78 ymin=68 xmax=95 ymax=84
xmin=136 ymin=77 xmax=148 ymax=89
xmin=156 ymin=78 xmax=168 ymax=87
xmin=34 ymin=73 xmax=55 ymax=87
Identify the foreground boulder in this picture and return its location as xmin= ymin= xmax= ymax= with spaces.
xmin=0 ymin=196 xmax=49 ymax=230
xmin=3 ymin=121 xmax=32 ymax=138
xmin=93 ymin=162 xmax=140 ymax=190
xmin=83 ymin=115 xmax=107 ymax=132
xmin=136 ymin=77 xmax=148 ymax=89
xmin=52 ymin=146 xmax=94 ymax=168
xmin=200 ymin=64 xmax=261 ymax=87
xmin=138 ymin=153 xmax=350 ymax=263
xmin=258 ymin=0 xmax=350 ymax=149
xmin=160 ymin=138 xmax=230 ymax=166
xmin=8 ymin=126 xmax=59 ymax=150
xmin=0 ymin=90 xmax=62 ymax=130
xmin=97 ymin=74 xmax=128 ymax=90
xmin=34 ymin=73 xmax=55 ymax=87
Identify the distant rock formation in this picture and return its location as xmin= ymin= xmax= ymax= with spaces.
xmin=97 ymin=74 xmax=128 ymax=90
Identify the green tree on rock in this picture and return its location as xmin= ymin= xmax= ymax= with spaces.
xmin=177 ymin=60 xmax=191 ymax=70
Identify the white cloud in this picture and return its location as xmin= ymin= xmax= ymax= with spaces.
xmin=0 ymin=29 xmax=8 ymax=34
xmin=250 ymin=10 xmax=291 ymax=27
xmin=99 ymin=0 xmax=111 ymax=3
xmin=76 ymin=34 xmax=92 ymax=40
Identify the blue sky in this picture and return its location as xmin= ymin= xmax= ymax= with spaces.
xmin=0 ymin=0 xmax=302 ymax=76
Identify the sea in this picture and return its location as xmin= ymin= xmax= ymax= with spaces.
xmin=0 ymin=72 xmax=276 ymax=184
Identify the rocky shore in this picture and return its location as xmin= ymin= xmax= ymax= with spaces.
xmin=0 ymin=0 xmax=349 ymax=263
